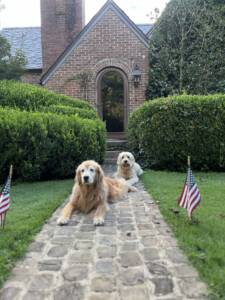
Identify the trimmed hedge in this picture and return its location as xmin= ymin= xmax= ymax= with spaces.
xmin=0 ymin=108 xmax=106 ymax=181
xmin=127 ymin=94 xmax=225 ymax=171
xmin=0 ymin=80 xmax=92 ymax=111
xmin=43 ymin=105 xmax=98 ymax=120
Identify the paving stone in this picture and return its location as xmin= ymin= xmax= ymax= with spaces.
xmin=117 ymin=224 xmax=135 ymax=231
xmin=120 ymin=286 xmax=149 ymax=300
xmin=55 ymin=227 xmax=75 ymax=236
xmin=28 ymin=242 xmax=45 ymax=253
xmin=177 ymin=277 xmax=208 ymax=298
xmin=137 ymin=223 xmax=154 ymax=230
xmin=117 ymin=218 xmax=133 ymax=224
xmin=118 ymin=213 xmax=133 ymax=218
xmin=63 ymin=265 xmax=88 ymax=281
xmin=97 ymin=246 xmax=117 ymax=258
xmin=74 ymin=232 xmax=94 ymax=240
xmin=98 ymin=227 xmax=117 ymax=235
xmin=120 ymin=232 xmax=137 ymax=241
xmin=166 ymin=248 xmax=188 ymax=264
xmin=142 ymin=248 xmax=160 ymax=261
xmin=119 ymin=252 xmax=142 ymax=267
xmin=98 ymin=237 xmax=116 ymax=247
xmin=141 ymin=236 xmax=159 ymax=247
xmin=152 ymin=277 xmax=174 ymax=295
xmin=88 ymin=292 xmax=118 ymax=300
xmin=29 ymin=274 xmax=54 ymax=290
xmin=172 ymin=264 xmax=199 ymax=278
xmin=147 ymin=262 xmax=170 ymax=276
xmin=51 ymin=237 xmax=73 ymax=245
xmin=121 ymin=242 xmax=139 ymax=252
xmin=38 ymin=259 xmax=62 ymax=271
xmin=120 ymin=268 xmax=145 ymax=285
xmin=79 ymin=225 xmax=96 ymax=232
xmin=23 ymin=291 xmax=50 ymax=300
xmin=53 ymin=283 xmax=84 ymax=300
xmin=95 ymin=260 xmax=114 ymax=274
xmin=48 ymin=246 xmax=68 ymax=257
xmin=0 ymin=287 xmax=22 ymax=300
xmin=74 ymin=241 xmax=93 ymax=250
xmin=91 ymin=276 xmax=116 ymax=292
xmin=68 ymin=251 xmax=93 ymax=264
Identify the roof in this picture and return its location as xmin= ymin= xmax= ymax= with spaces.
xmin=40 ymin=0 xmax=150 ymax=85
xmin=0 ymin=27 xmax=42 ymax=70
xmin=137 ymin=24 xmax=153 ymax=35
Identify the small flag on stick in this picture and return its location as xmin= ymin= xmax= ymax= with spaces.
xmin=0 ymin=165 xmax=13 ymax=229
xmin=178 ymin=157 xmax=201 ymax=220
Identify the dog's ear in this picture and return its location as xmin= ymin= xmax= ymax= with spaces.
xmin=130 ymin=153 xmax=135 ymax=163
xmin=96 ymin=164 xmax=104 ymax=185
xmin=75 ymin=166 xmax=82 ymax=185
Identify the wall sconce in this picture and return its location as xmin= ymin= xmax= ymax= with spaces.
xmin=132 ymin=64 xmax=141 ymax=88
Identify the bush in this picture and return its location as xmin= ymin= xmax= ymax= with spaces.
xmin=0 ymin=108 xmax=106 ymax=181
xmin=127 ymin=94 xmax=225 ymax=171
xmin=43 ymin=105 xmax=98 ymax=120
xmin=0 ymin=80 xmax=92 ymax=111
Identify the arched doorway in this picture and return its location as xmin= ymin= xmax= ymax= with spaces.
xmin=97 ymin=68 xmax=128 ymax=132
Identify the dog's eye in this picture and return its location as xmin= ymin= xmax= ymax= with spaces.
xmin=127 ymin=155 xmax=130 ymax=159
xmin=122 ymin=156 xmax=124 ymax=159
xmin=90 ymin=168 xmax=94 ymax=172
xmin=81 ymin=169 xmax=85 ymax=173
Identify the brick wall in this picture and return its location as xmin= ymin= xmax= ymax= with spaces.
xmin=22 ymin=70 xmax=42 ymax=85
xmin=44 ymin=8 xmax=149 ymax=125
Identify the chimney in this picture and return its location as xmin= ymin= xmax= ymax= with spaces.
xmin=41 ymin=0 xmax=85 ymax=71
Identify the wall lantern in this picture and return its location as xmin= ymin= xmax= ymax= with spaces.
xmin=132 ymin=64 xmax=141 ymax=87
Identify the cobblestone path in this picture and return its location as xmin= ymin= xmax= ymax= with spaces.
xmin=0 ymin=166 xmax=208 ymax=300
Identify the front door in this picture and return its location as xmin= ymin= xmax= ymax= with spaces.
xmin=100 ymin=70 xmax=125 ymax=132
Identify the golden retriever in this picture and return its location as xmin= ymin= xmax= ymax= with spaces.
xmin=57 ymin=160 xmax=136 ymax=226
xmin=115 ymin=152 xmax=143 ymax=186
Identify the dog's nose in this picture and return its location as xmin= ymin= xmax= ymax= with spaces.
xmin=83 ymin=176 xmax=89 ymax=182
xmin=124 ymin=160 xmax=128 ymax=163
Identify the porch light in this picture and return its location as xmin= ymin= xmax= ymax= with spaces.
xmin=132 ymin=64 xmax=141 ymax=87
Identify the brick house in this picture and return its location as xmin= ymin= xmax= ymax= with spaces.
xmin=1 ymin=0 xmax=151 ymax=132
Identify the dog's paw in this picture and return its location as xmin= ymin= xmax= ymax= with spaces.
xmin=57 ymin=216 xmax=69 ymax=226
xmin=93 ymin=216 xmax=105 ymax=226
xmin=128 ymin=186 xmax=138 ymax=192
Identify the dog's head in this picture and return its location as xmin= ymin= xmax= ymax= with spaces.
xmin=75 ymin=160 xmax=104 ymax=186
xmin=117 ymin=152 xmax=135 ymax=168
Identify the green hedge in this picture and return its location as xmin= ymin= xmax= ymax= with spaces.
xmin=0 ymin=80 xmax=92 ymax=111
xmin=43 ymin=105 xmax=98 ymax=120
xmin=0 ymin=108 xmax=106 ymax=181
xmin=127 ymin=94 xmax=225 ymax=171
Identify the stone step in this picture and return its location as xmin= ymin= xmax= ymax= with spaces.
xmin=107 ymin=139 xmax=127 ymax=151
xmin=105 ymin=150 xmax=120 ymax=159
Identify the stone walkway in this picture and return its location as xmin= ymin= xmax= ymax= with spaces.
xmin=0 ymin=166 xmax=208 ymax=300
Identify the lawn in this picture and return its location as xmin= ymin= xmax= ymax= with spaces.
xmin=142 ymin=171 xmax=225 ymax=300
xmin=0 ymin=179 xmax=72 ymax=288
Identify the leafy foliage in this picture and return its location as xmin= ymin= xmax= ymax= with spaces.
xmin=0 ymin=35 xmax=26 ymax=80
xmin=147 ymin=0 xmax=225 ymax=99
xmin=0 ymin=80 xmax=92 ymax=111
xmin=43 ymin=104 xmax=98 ymax=119
xmin=0 ymin=108 xmax=106 ymax=181
xmin=127 ymin=94 xmax=225 ymax=171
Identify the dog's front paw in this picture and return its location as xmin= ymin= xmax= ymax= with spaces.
xmin=93 ymin=216 xmax=105 ymax=226
xmin=57 ymin=216 xmax=69 ymax=226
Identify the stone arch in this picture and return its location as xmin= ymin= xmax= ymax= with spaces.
xmin=96 ymin=66 xmax=129 ymax=132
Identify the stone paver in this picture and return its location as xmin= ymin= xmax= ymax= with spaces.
xmin=0 ymin=166 xmax=208 ymax=300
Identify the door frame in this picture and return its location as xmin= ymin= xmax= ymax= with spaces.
xmin=96 ymin=67 xmax=128 ymax=132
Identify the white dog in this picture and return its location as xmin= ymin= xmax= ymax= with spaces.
xmin=115 ymin=152 xmax=143 ymax=186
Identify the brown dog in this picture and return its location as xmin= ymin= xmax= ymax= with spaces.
xmin=57 ymin=160 xmax=136 ymax=226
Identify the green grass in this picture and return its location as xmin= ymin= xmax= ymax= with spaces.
xmin=142 ymin=171 xmax=225 ymax=300
xmin=0 ymin=179 xmax=72 ymax=287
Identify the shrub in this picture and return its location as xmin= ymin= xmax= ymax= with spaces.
xmin=0 ymin=108 xmax=106 ymax=181
xmin=43 ymin=105 xmax=98 ymax=120
xmin=0 ymin=80 xmax=92 ymax=111
xmin=127 ymin=94 xmax=225 ymax=171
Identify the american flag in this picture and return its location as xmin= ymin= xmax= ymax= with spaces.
xmin=0 ymin=175 xmax=11 ymax=226
xmin=178 ymin=167 xmax=201 ymax=218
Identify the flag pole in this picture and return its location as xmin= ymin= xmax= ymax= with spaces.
xmin=187 ymin=156 xmax=192 ymax=222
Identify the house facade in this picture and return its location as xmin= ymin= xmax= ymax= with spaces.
xmin=1 ymin=0 xmax=151 ymax=132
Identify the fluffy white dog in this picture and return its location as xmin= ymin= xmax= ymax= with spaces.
xmin=115 ymin=152 xmax=143 ymax=186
